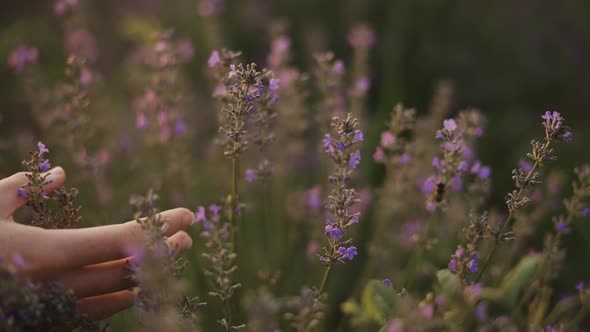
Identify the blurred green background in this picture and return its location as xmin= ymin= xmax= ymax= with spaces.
xmin=1 ymin=0 xmax=589 ymax=330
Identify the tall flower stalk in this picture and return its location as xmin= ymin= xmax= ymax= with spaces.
xmin=219 ymin=62 xmax=270 ymax=248
xmin=318 ymin=114 xmax=363 ymax=293
xmin=476 ymin=111 xmax=572 ymax=282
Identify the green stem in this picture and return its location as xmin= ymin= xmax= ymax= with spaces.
xmin=223 ymin=299 xmax=232 ymax=332
xmin=230 ymin=157 xmax=239 ymax=251
xmin=475 ymin=140 xmax=550 ymax=283
xmin=319 ymin=265 xmax=332 ymax=294
xmin=565 ymin=305 xmax=590 ymax=331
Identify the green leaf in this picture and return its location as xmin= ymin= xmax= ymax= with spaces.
xmin=480 ymin=255 xmax=541 ymax=308
xmin=436 ymin=269 xmax=462 ymax=297
xmin=342 ymin=280 xmax=398 ymax=326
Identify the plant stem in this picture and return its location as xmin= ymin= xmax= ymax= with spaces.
xmin=319 ymin=265 xmax=332 ymax=294
xmin=475 ymin=140 xmax=550 ymax=282
xmin=223 ymin=299 xmax=232 ymax=332
xmin=230 ymin=157 xmax=239 ymax=250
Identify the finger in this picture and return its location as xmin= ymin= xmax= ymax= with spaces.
xmin=44 ymin=208 xmax=195 ymax=274
xmin=77 ymin=290 xmax=135 ymax=321
xmin=0 ymin=167 xmax=66 ymax=219
xmin=57 ymin=231 xmax=193 ymax=298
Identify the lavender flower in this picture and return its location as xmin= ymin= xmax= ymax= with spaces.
xmin=245 ymin=169 xmax=257 ymax=183
xmin=337 ymin=246 xmax=358 ymax=261
xmin=583 ymin=208 xmax=590 ymax=217
xmin=8 ymin=45 xmax=39 ymax=73
xmin=318 ymin=114 xmax=363 ymax=293
xmin=325 ymin=225 xmax=343 ymax=239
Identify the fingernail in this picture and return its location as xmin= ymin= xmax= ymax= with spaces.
xmin=183 ymin=212 xmax=195 ymax=226
xmin=41 ymin=167 xmax=64 ymax=185
xmin=45 ymin=166 xmax=64 ymax=179
xmin=182 ymin=234 xmax=193 ymax=249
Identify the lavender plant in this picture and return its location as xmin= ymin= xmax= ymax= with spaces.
xmin=129 ymin=190 xmax=202 ymax=332
xmin=196 ymin=203 xmax=245 ymax=331
xmin=318 ymin=114 xmax=363 ymax=292
xmin=475 ymin=111 xmax=572 ymax=282
xmin=19 ymin=142 xmax=81 ymax=229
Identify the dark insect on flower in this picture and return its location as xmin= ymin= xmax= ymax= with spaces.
xmin=432 ymin=182 xmax=446 ymax=203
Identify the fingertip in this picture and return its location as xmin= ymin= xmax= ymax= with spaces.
xmin=161 ymin=207 xmax=194 ymax=228
xmin=167 ymin=230 xmax=193 ymax=253
xmin=45 ymin=166 xmax=66 ymax=187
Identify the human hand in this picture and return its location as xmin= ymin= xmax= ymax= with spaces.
xmin=0 ymin=167 xmax=195 ymax=320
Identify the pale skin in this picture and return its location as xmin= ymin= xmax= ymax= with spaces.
xmin=0 ymin=166 xmax=195 ymax=320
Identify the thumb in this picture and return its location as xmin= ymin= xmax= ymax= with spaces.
xmin=0 ymin=167 xmax=66 ymax=219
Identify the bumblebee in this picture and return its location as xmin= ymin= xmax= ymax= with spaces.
xmin=432 ymin=182 xmax=445 ymax=203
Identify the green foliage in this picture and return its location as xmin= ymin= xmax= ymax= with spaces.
xmin=480 ymin=254 xmax=541 ymax=308
xmin=341 ymin=280 xmax=398 ymax=327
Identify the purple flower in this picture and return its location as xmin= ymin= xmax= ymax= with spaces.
xmin=443 ymin=119 xmax=457 ymax=132
xmin=208 ymin=50 xmax=221 ymax=68
xmin=338 ymin=246 xmax=358 ymax=261
xmin=306 ymin=186 xmax=322 ymax=210
xmin=458 ymin=160 xmax=469 ymax=172
xmin=11 ymin=253 xmax=26 ymax=269
xmin=136 ymin=113 xmax=148 ymax=129
xmin=355 ymin=77 xmax=370 ymax=93
xmin=333 ymin=60 xmax=345 ymax=75
xmin=468 ymin=255 xmax=479 ymax=273
xmin=545 ymin=326 xmax=554 ymax=332
xmin=353 ymin=129 xmax=364 ymax=143
xmin=399 ymin=153 xmax=410 ymax=165
xmin=323 ymin=134 xmax=332 ymax=146
xmin=8 ymin=45 xmax=39 ymax=73
xmin=17 ymin=188 xmax=26 ymax=198
xmin=475 ymin=303 xmax=487 ymax=321
xmin=583 ymin=208 xmax=590 ymax=217
xmin=448 ymin=260 xmax=458 ymax=272
xmin=174 ymin=120 xmax=186 ymax=136
xmin=37 ymin=141 xmax=49 ymax=157
xmin=269 ymin=78 xmax=280 ymax=91
xmin=562 ymin=131 xmax=573 ymax=142
xmin=380 ymin=131 xmax=395 ymax=146
xmin=209 ymin=204 xmax=221 ymax=217
xmin=478 ymin=166 xmax=491 ymax=179
xmin=576 ymin=281 xmax=584 ymax=292
xmin=350 ymin=215 xmax=360 ymax=223
xmin=40 ymin=160 xmax=51 ymax=172
xmin=421 ymin=176 xmax=437 ymax=194
xmin=542 ymin=111 xmax=562 ymax=129
xmin=554 ymin=219 xmax=568 ymax=233
xmin=195 ymin=207 xmax=207 ymax=223
xmin=325 ymin=225 xmax=343 ymax=239
xmin=451 ymin=175 xmax=462 ymax=192
xmin=348 ymin=150 xmax=361 ymax=169
xmin=432 ymin=157 xmax=441 ymax=169
xmin=519 ymin=159 xmax=533 ymax=173
xmin=383 ymin=279 xmax=392 ymax=287
xmin=373 ymin=147 xmax=385 ymax=162
xmin=228 ymin=64 xmax=237 ymax=78
xmin=336 ymin=141 xmax=346 ymax=151
xmin=421 ymin=304 xmax=434 ymax=318
xmin=245 ymin=169 xmax=257 ymax=182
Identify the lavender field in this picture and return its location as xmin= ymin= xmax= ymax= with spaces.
xmin=1 ymin=1 xmax=590 ymax=331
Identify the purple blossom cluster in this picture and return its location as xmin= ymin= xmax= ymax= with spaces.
xmin=373 ymin=104 xmax=415 ymax=166
xmin=8 ymin=45 xmax=38 ymax=73
xmin=319 ymin=114 xmax=363 ymax=266
xmin=133 ymin=32 xmax=193 ymax=143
